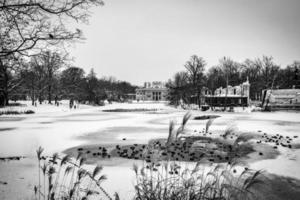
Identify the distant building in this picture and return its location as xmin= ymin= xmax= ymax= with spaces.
xmin=203 ymin=80 xmax=251 ymax=107
xmin=214 ymin=80 xmax=250 ymax=99
xmin=136 ymin=81 xmax=168 ymax=101
xmin=262 ymin=89 xmax=300 ymax=110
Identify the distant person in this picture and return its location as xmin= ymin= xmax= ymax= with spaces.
xmin=69 ymin=98 xmax=74 ymax=109
xmin=74 ymin=100 xmax=77 ymax=109
xmin=54 ymin=95 xmax=59 ymax=106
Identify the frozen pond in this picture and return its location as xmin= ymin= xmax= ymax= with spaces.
xmin=0 ymin=102 xmax=300 ymax=199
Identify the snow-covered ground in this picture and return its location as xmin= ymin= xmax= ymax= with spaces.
xmin=0 ymin=101 xmax=300 ymax=199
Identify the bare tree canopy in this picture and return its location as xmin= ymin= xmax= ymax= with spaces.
xmin=184 ymin=55 xmax=206 ymax=86
xmin=0 ymin=0 xmax=104 ymax=58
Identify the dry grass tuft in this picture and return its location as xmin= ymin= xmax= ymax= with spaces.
xmin=133 ymin=160 xmax=267 ymax=200
xmin=205 ymin=118 xmax=215 ymax=133
xmin=34 ymin=149 xmax=115 ymax=200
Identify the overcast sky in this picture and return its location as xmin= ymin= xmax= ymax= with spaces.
xmin=69 ymin=0 xmax=300 ymax=85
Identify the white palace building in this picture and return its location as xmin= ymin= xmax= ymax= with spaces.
xmin=136 ymin=81 xmax=168 ymax=101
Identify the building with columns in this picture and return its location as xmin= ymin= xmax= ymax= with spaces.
xmin=136 ymin=81 xmax=168 ymax=101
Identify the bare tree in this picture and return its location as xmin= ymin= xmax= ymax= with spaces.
xmin=174 ymin=71 xmax=189 ymax=88
xmin=241 ymin=59 xmax=262 ymax=100
xmin=60 ymin=66 xmax=86 ymax=100
xmin=219 ymin=57 xmax=238 ymax=109
xmin=206 ymin=66 xmax=226 ymax=94
xmin=254 ymin=56 xmax=280 ymax=90
xmin=30 ymin=56 xmax=47 ymax=104
xmin=184 ymin=55 xmax=206 ymax=106
xmin=37 ymin=51 xmax=68 ymax=103
xmin=0 ymin=55 xmax=26 ymax=105
xmin=0 ymin=0 xmax=104 ymax=57
xmin=0 ymin=0 xmax=104 ymax=106
xmin=167 ymin=71 xmax=189 ymax=105
xmin=19 ymin=61 xmax=39 ymax=105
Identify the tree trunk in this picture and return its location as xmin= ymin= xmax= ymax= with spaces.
xmin=224 ymin=75 xmax=228 ymax=110
xmin=31 ymin=88 xmax=35 ymax=106
xmin=38 ymin=91 xmax=43 ymax=104
xmin=0 ymin=58 xmax=9 ymax=107
xmin=48 ymin=85 xmax=52 ymax=104
xmin=47 ymin=67 xmax=53 ymax=104
xmin=31 ymin=78 xmax=36 ymax=106
xmin=197 ymin=88 xmax=201 ymax=109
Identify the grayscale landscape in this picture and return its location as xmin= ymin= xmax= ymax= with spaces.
xmin=0 ymin=0 xmax=300 ymax=200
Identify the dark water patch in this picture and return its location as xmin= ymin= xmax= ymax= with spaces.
xmin=66 ymin=112 xmax=111 ymax=117
xmin=239 ymin=118 xmax=300 ymax=126
xmin=146 ymin=111 xmax=173 ymax=114
xmin=256 ymin=132 xmax=300 ymax=150
xmin=194 ymin=115 xmax=220 ymax=120
xmin=39 ymin=121 xmax=53 ymax=124
xmin=246 ymin=143 xmax=280 ymax=162
xmin=0 ymin=128 xmax=16 ymax=132
xmin=0 ymin=110 xmax=34 ymax=115
xmin=0 ymin=156 xmax=26 ymax=162
xmin=6 ymin=103 xmax=27 ymax=107
xmin=291 ymin=143 xmax=300 ymax=149
xmin=64 ymin=144 xmax=117 ymax=162
xmin=0 ymin=117 xmax=25 ymax=121
xmin=31 ymin=127 xmax=47 ymax=130
xmin=102 ymin=108 xmax=160 ymax=112
xmin=274 ymin=121 xmax=300 ymax=126
xmin=253 ymin=174 xmax=300 ymax=200
xmin=216 ymin=113 xmax=300 ymax=126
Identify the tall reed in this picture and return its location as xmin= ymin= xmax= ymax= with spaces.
xmin=36 ymin=146 xmax=44 ymax=200
xmin=34 ymin=149 xmax=114 ymax=200
xmin=133 ymin=159 xmax=266 ymax=200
